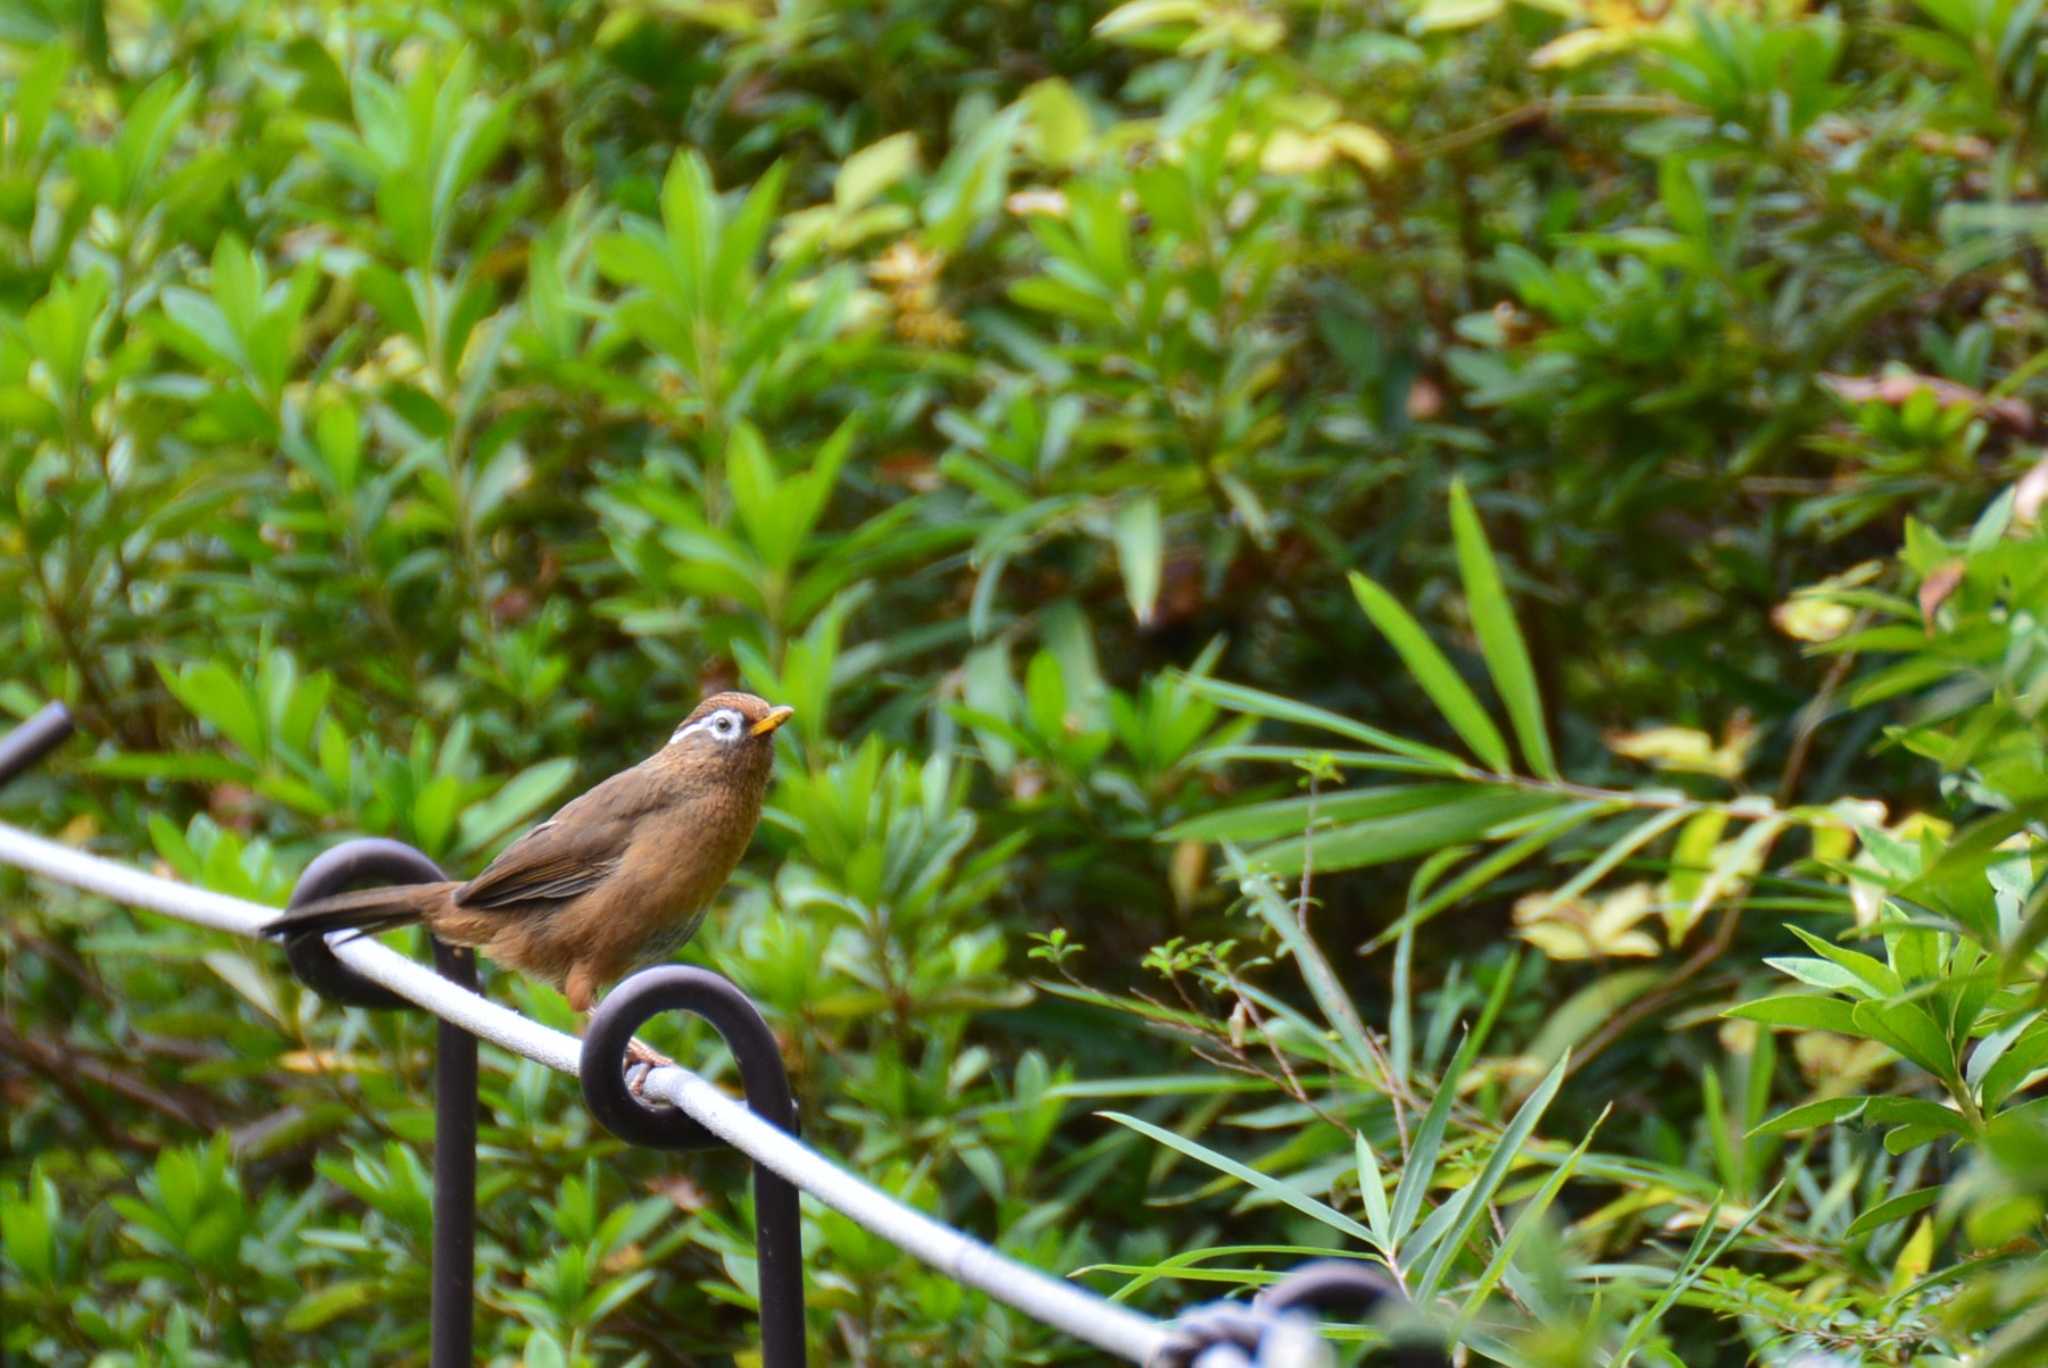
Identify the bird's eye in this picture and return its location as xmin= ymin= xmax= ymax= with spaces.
xmin=712 ymin=713 xmax=739 ymax=740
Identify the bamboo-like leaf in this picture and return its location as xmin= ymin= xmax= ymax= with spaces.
xmin=1612 ymin=1184 xmax=1779 ymax=1366
xmin=1456 ymin=1107 xmax=1605 ymax=1328
xmin=1097 ymin=1111 xmax=1375 ymax=1243
xmin=1082 ymin=1245 xmax=1389 ymax=1304
xmin=1160 ymin=783 xmax=1477 ymax=844
xmin=1348 ymin=571 xmax=1511 ymax=772
xmin=1114 ymin=495 xmax=1163 ymax=626
xmin=1229 ymin=851 xmax=1375 ymax=1082
xmin=1551 ymin=806 xmax=1694 ymax=904
xmin=1411 ymin=1053 xmax=1569 ymax=1303
xmin=1449 ymin=480 xmax=1557 ymax=778
xmin=1248 ymin=789 xmax=1562 ymax=876
xmin=1367 ymin=800 xmax=1614 ymax=952
xmin=1388 ymin=951 xmax=1519 ymax=1245
xmin=1177 ymin=675 xmax=1469 ymax=772
xmin=1355 ymin=1133 xmax=1393 ymax=1251
xmin=1670 ymin=814 xmax=1786 ymax=943
xmin=1843 ymin=1185 xmax=1940 ymax=1238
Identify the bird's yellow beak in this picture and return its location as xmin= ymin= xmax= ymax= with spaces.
xmin=750 ymin=705 xmax=795 ymax=737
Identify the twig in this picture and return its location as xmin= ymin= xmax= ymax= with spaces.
xmin=1567 ymin=901 xmax=1746 ymax=1077
xmin=0 ymin=1022 xmax=214 ymax=1139
xmin=1407 ymin=95 xmax=1687 ymax=161
xmin=1775 ymin=618 xmax=1866 ymax=808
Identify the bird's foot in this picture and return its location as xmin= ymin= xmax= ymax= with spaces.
xmin=622 ymin=1036 xmax=675 ymax=1106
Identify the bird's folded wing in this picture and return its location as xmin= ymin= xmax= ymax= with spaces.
xmin=456 ymin=814 xmax=622 ymax=909
xmin=454 ymin=761 xmax=666 ymax=911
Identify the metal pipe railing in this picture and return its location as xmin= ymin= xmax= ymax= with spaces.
xmin=0 ymin=705 xmax=1443 ymax=1366
xmin=0 ymin=813 xmax=1172 ymax=1360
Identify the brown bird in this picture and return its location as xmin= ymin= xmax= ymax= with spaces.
xmin=265 ymin=692 xmax=793 ymax=1058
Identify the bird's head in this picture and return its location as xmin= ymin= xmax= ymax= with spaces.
xmin=662 ymin=692 xmax=794 ymax=788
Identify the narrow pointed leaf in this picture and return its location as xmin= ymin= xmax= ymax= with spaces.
xmin=1098 ymin=1111 xmax=1375 ymax=1244
xmin=1349 ymin=571 xmax=1511 ymax=771
xmin=1178 ymin=675 xmax=1469 ymax=772
xmin=1449 ymin=480 xmax=1557 ymax=778
xmin=1412 ymin=1053 xmax=1569 ymax=1303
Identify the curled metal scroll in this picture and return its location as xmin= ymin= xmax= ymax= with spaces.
xmin=281 ymin=838 xmax=449 ymax=1010
xmin=581 ymin=965 xmax=806 ymax=1367
xmin=1153 ymin=1258 xmax=1448 ymax=1368
xmin=280 ymin=836 xmax=477 ymax=1368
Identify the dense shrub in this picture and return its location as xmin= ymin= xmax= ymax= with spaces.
xmin=4 ymin=0 xmax=2048 ymax=1363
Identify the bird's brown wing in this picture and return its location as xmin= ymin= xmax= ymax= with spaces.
xmin=453 ymin=765 xmax=653 ymax=911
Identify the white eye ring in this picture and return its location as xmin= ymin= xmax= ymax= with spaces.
xmin=672 ymin=708 xmax=745 ymax=746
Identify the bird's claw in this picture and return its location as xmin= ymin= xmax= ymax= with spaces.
xmin=623 ymin=1037 xmax=675 ymax=1108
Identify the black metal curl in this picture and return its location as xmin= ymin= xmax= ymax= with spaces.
xmin=1261 ymin=1261 xmax=1449 ymax=1368
xmin=280 ymin=837 xmax=477 ymax=1368
xmin=581 ymin=965 xmax=806 ymax=1368
xmin=1154 ymin=1259 xmax=1450 ymax=1368
xmin=281 ymin=838 xmax=447 ymax=1010
xmin=0 ymin=702 xmax=74 ymax=789
xmin=1257 ymin=1259 xmax=1401 ymax=1318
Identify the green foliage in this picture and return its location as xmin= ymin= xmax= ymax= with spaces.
xmin=6 ymin=0 xmax=2048 ymax=1363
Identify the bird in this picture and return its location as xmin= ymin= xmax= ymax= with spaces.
xmin=264 ymin=692 xmax=793 ymax=1066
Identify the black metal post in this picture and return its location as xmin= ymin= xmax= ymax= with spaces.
xmin=0 ymin=702 xmax=74 ymax=788
xmin=280 ymin=839 xmax=475 ymax=1368
xmin=431 ymin=939 xmax=479 ymax=1366
xmin=581 ymin=965 xmax=806 ymax=1368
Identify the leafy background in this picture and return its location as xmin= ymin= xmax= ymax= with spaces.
xmin=5 ymin=0 xmax=2048 ymax=1363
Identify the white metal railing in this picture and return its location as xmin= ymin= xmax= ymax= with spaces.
xmin=0 ymin=818 xmax=1176 ymax=1362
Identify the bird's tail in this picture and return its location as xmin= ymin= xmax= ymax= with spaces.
xmin=262 ymin=883 xmax=455 ymax=945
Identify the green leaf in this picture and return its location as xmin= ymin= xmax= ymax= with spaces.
xmin=1389 ymin=951 xmax=1519 ymax=1245
xmin=725 ymin=422 xmax=786 ymax=569
xmin=1851 ymin=1000 xmax=1957 ymax=1080
xmin=1412 ymin=1053 xmax=1569 ymax=1302
xmin=1844 ymin=1185 xmax=1942 ymax=1238
xmin=1865 ymin=1096 xmax=1970 ymax=1136
xmin=1229 ymin=853 xmax=1376 ymax=1082
xmin=1098 ymin=1111 xmax=1375 ymax=1244
xmin=1724 ymin=994 xmax=1862 ymax=1035
xmin=1177 ymin=675 xmax=1469 ymax=772
xmin=1355 ymin=1133 xmax=1393 ymax=1250
xmin=1114 ymin=495 xmax=1164 ymax=626
xmin=1613 ymin=1184 xmax=1780 ymax=1367
xmin=1160 ymin=783 xmax=1490 ymax=844
xmin=1748 ymin=1095 xmax=1868 ymax=1137
xmin=837 ymin=131 xmax=919 ymax=212
xmin=1783 ymin=926 xmax=1902 ymax=996
xmin=160 ymin=661 xmax=265 ymax=758
xmin=1449 ymin=479 xmax=1556 ymax=778
xmin=283 ymin=1279 xmax=381 ymax=1332
xmin=1369 ymin=800 xmax=1613 ymax=951
xmin=660 ymin=149 xmax=716 ymax=320
xmin=1981 ymin=1022 xmax=2048 ymax=1113
xmin=1248 ymin=789 xmax=1562 ymax=876
xmin=1348 ymin=571 xmax=1511 ymax=772
xmin=1457 ymin=1107 xmax=1603 ymax=1328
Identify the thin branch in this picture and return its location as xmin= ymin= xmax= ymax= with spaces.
xmin=1406 ymin=95 xmax=1687 ymax=161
